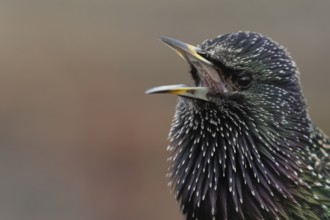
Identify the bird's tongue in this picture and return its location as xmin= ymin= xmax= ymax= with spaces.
xmin=191 ymin=60 xmax=227 ymax=94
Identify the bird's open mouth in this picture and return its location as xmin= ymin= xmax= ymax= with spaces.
xmin=146 ymin=37 xmax=226 ymax=101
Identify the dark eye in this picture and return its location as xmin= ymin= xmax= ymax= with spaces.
xmin=236 ymin=74 xmax=253 ymax=89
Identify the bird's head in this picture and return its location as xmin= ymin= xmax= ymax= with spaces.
xmin=146 ymin=32 xmax=312 ymax=219
xmin=147 ymin=31 xmax=304 ymax=119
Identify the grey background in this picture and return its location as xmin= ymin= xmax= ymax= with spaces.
xmin=0 ymin=1 xmax=329 ymax=220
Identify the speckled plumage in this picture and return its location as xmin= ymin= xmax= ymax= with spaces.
xmin=151 ymin=31 xmax=330 ymax=220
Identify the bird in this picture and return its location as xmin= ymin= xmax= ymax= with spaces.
xmin=146 ymin=31 xmax=330 ymax=220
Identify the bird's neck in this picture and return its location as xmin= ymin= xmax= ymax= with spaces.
xmin=167 ymin=98 xmax=312 ymax=220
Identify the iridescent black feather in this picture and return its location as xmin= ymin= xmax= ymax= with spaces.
xmin=163 ymin=32 xmax=330 ymax=220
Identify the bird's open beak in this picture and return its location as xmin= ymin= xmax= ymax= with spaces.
xmin=146 ymin=37 xmax=225 ymax=101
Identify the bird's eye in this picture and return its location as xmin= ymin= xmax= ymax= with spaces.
xmin=236 ymin=74 xmax=253 ymax=89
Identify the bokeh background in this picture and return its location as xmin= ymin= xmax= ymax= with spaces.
xmin=0 ymin=1 xmax=329 ymax=220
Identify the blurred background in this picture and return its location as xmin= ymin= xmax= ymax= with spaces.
xmin=0 ymin=0 xmax=329 ymax=220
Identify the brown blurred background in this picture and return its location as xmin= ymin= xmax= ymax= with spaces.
xmin=0 ymin=1 xmax=329 ymax=220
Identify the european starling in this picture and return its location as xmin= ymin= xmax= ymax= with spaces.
xmin=146 ymin=31 xmax=330 ymax=220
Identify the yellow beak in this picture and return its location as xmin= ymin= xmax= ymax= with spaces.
xmin=159 ymin=36 xmax=212 ymax=65
xmin=145 ymin=84 xmax=209 ymax=101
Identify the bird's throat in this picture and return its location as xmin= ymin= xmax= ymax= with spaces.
xmin=167 ymin=98 xmax=309 ymax=220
